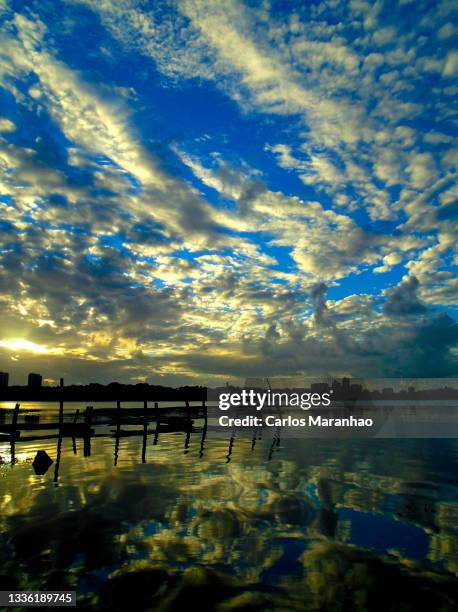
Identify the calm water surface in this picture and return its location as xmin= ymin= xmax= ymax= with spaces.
xmin=0 ymin=402 xmax=457 ymax=610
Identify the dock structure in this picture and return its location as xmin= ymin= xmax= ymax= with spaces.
xmin=0 ymin=400 xmax=208 ymax=474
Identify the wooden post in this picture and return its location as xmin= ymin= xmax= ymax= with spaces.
xmin=54 ymin=378 xmax=64 ymax=478
xmin=9 ymin=403 xmax=20 ymax=464
xmin=199 ymin=400 xmax=207 ymax=459
xmin=84 ymin=406 xmax=93 ymax=428
xmin=58 ymin=400 xmax=64 ymax=429
xmin=116 ymin=400 xmax=121 ymax=434
xmin=226 ymin=430 xmax=235 ymax=464
xmin=202 ymin=400 xmax=207 ymax=427
xmin=11 ymin=403 xmax=20 ymax=430
xmin=54 ymin=433 xmax=62 ymax=484
xmin=184 ymin=399 xmax=192 ymax=451
xmin=54 ymin=398 xmax=64 ymax=484
xmin=71 ymin=409 xmax=79 ymax=455
xmin=153 ymin=402 xmax=160 ymax=445
xmin=184 ymin=428 xmax=191 ymax=451
xmin=183 ymin=400 xmax=189 ymax=447
xmin=141 ymin=400 xmax=148 ymax=463
xmin=251 ymin=429 xmax=257 ymax=451
xmin=114 ymin=401 xmax=121 ymax=466
xmin=185 ymin=399 xmax=192 ymax=425
xmin=268 ymin=433 xmax=276 ymax=462
xmin=84 ymin=406 xmax=92 ymax=457
xmin=59 ymin=377 xmax=64 ymax=426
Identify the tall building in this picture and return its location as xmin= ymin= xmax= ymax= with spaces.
xmin=0 ymin=372 xmax=9 ymax=388
xmin=28 ymin=373 xmax=42 ymax=388
xmin=342 ymin=377 xmax=351 ymax=393
xmin=331 ymin=379 xmax=342 ymax=394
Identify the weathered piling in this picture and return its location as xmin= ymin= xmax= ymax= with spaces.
xmin=2 ymin=399 xmax=207 ymax=465
xmin=153 ymin=402 xmax=160 ymax=445
xmin=114 ymin=401 xmax=121 ymax=465
xmin=116 ymin=400 xmax=121 ymax=435
xmin=11 ymin=402 xmax=20 ymax=431
xmin=84 ymin=406 xmax=93 ymax=457
xmin=199 ymin=401 xmax=207 ymax=459
xmin=142 ymin=400 xmax=148 ymax=463
xmin=9 ymin=403 xmax=20 ymax=464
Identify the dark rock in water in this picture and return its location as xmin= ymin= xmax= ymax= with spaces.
xmin=32 ymin=450 xmax=53 ymax=475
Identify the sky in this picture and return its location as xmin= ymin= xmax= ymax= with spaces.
xmin=0 ymin=0 xmax=457 ymax=386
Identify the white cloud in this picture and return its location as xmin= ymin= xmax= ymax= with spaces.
xmin=407 ymin=153 xmax=437 ymax=190
xmin=0 ymin=117 xmax=16 ymax=132
xmin=443 ymin=50 xmax=458 ymax=76
xmin=437 ymin=23 xmax=455 ymax=40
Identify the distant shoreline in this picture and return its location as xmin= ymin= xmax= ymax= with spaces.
xmin=2 ymin=383 xmax=458 ymax=403
xmin=0 ymin=384 xmax=206 ymax=402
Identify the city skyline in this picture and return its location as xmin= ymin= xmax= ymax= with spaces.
xmin=1 ymin=368 xmax=458 ymax=399
xmin=0 ymin=0 xmax=457 ymax=386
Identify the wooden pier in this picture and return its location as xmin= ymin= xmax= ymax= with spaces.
xmin=0 ymin=400 xmax=208 ymax=476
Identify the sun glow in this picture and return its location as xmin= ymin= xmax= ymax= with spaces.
xmin=0 ymin=339 xmax=63 ymax=354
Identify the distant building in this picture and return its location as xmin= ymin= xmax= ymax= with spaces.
xmin=0 ymin=372 xmax=9 ymax=388
xmin=342 ymin=378 xmax=351 ymax=393
xmin=28 ymin=373 xmax=42 ymax=388
xmin=311 ymin=382 xmax=329 ymax=393
xmin=331 ymin=379 xmax=342 ymax=393
xmin=350 ymin=383 xmax=363 ymax=395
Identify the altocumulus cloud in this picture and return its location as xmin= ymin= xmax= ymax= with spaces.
xmin=0 ymin=0 xmax=456 ymax=384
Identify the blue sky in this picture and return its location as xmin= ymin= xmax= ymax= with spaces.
xmin=0 ymin=0 xmax=457 ymax=385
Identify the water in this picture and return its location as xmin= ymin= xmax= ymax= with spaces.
xmin=0 ymin=402 xmax=457 ymax=610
